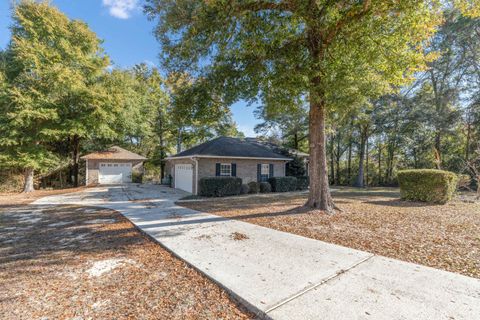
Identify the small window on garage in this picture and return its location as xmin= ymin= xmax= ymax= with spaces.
xmin=220 ymin=163 xmax=232 ymax=176
xmin=107 ymin=164 xmax=112 ymax=167
xmin=114 ymin=164 xmax=118 ymax=167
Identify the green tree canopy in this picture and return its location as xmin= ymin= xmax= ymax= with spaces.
xmin=144 ymin=0 xmax=478 ymax=211
xmin=0 ymin=0 xmax=111 ymax=190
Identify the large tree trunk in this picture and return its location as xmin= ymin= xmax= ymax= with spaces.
xmin=305 ymin=26 xmax=335 ymax=213
xmin=72 ymin=135 xmax=80 ymax=187
xmin=306 ymin=97 xmax=334 ymax=213
xmin=23 ymin=168 xmax=34 ymax=193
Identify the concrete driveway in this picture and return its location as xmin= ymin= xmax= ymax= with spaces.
xmin=34 ymin=184 xmax=480 ymax=320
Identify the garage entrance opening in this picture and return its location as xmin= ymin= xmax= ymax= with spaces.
xmin=99 ymin=163 xmax=132 ymax=184
xmin=175 ymin=164 xmax=193 ymax=193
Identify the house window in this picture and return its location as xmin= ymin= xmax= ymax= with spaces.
xmin=260 ymin=164 xmax=270 ymax=182
xmin=220 ymin=163 xmax=232 ymax=176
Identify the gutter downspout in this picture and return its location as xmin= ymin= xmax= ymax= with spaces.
xmin=193 ymin=157 xmax=199 ymax=195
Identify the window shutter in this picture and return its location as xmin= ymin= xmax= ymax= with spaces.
xmin=269 ymin=164 xmax=274 ymax=177
xmin=231 ymin=163 xmax=236 ymax=177
xmin=215 ymin=163 xmax=220 ymax=176
xmin=257 ymin=164 xmax=261 ymax=182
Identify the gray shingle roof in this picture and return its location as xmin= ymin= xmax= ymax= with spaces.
xmin=169 ymin=137 xmax=291 ymax=160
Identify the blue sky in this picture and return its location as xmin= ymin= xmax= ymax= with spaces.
xmin=0 ymin=0 xmax=259 ymax=136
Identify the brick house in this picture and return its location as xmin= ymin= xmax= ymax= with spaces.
xmin=166 ymin=137 xmax=292 ymax=194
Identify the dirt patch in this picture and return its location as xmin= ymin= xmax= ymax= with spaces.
xmin=231 ymin=232 xmax=249 ymax=241
xmin=0 ymin=204 xmax=252 ymax=319
xmin=0 ymin=187 xmax=85 ymax=207
xmin=181 ymin=189 xmax=480 ymax=278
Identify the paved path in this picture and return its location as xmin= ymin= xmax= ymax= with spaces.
xmin=34 ymin=185 xmax=480 ymax=320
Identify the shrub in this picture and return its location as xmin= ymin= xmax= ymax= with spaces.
xmin=268 ymin=176 xmax=297 ymax=192
xmin=397 ymin=169 xmax=458 ymax=204
xmin=199 ymin=176 xmax=242 ymax=197
xmin=240 ymin=184 xmax=250 ymax=195
xmin=247 ymin=181 xmax=259 ymax=194
xmin=259 ymin=182 xmax=272 ymax=193
xmin=296 ymin=176 xmax=309 ymax=190
xmin=131 ymin=171 xmax=144 ymax=183
xmin=0 ymin=170 xmax=24 ymax=193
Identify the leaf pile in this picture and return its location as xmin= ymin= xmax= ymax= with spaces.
xmin=0 ymin=204 xmax=252 ymax=319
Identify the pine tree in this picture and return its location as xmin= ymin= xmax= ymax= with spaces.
xmin=0 ymin=1 xmax=112 ymax=190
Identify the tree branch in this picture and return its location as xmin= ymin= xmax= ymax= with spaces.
xmin=324 ymin=0 xmax=372 ymax=46
xmin=237 ymin=0 xmax=293 ymax=13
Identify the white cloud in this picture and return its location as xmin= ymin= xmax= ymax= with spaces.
xmin=103 ymin=0 xmax=139 ymax=19
xmin=237 ymin=125 xmax=257 ymax=137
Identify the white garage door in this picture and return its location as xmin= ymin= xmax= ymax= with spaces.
xmin=175 ymin=164 xmax=193 ymax=193
xmin=99 ymin=163 xmax=132 ymax=184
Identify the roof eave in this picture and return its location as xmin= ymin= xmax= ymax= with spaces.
xmin=166 ymin=155 xmax=292 ymax=161
xmin=80 ymin=156 xmax=147 ymax=160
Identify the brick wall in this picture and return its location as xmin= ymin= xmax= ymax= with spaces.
xmin=198 ymin=158 xmax=286 ymax=184
xmin=167 ymin=157 xmax=288 ymax=195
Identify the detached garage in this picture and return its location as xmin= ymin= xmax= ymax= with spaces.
xmin=81 ymin=146 xmax=147 ymax=185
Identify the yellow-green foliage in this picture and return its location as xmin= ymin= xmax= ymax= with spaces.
xmin=398 ymin=169 xmax=458 ymax=204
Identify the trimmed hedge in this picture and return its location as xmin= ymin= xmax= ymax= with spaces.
xmin=296 ymin=176 xmax=309 ymax=190
xmin=247 ymin=181 xmax=259 ymax=194
xmin=268 ymin=176 xmax=297 ymax=192
xmin=199 ymin=176 xmax=242 ymax=197
xmin=259 ymin=182 xmax=272 ymax=193
xmin=240 ymin=184 xmax=250 ymax=195
xmin=397 ymin=169 xmax=458 ymax=204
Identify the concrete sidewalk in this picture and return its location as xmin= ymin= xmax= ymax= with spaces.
xmin=34 ymin=185 xmax=480 ymax=320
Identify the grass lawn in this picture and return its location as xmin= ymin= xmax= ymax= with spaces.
xmin=0 ymin=194 xmax=252 ymax=319
xmin=179 ymin=187 xmax=480 ymax=279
